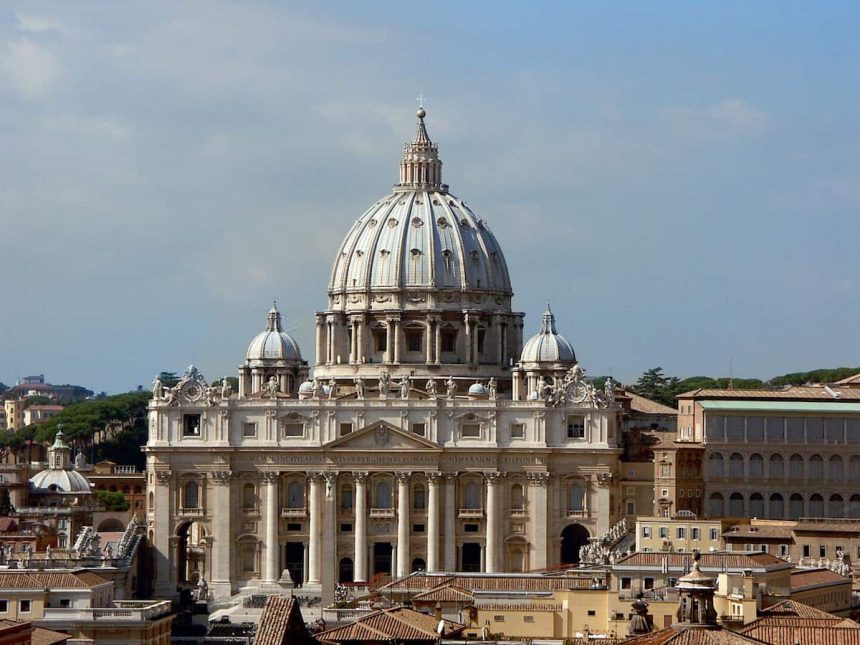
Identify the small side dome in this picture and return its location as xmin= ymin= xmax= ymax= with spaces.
xmin=246 ymin=304 xmax=302 ymax=362
xmin=468 ymin=382 xmax=488 ymax=396
xmin=298 ymin=380 xmax=315 ymax=399
xmin=30 ymin=469 xmax=92 ymax=493
xmin=520 ymin=305 xmax=576 ymax=364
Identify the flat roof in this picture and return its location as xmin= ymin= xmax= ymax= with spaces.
xmin=700 ymin=400 xmax=860 ymax=413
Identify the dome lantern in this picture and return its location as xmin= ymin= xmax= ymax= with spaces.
xmin=520 ymin=304 xmax=576 ymax=365
xmin=396 ymin=107 xmax=446 ymax=192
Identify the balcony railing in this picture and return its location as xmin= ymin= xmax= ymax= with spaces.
xmin=44 ymin=600 xmax=172 ymax=622
xmin=510 ymin=508 xmax=528 ymax=517
xmin=567 ymin=508 xmax=588 ymax=518
xmin=179 ymin=507 xmax=204 ymax=517
xmin=115 ymin=465 xmax=137 ymax=474
xmin=369 ymin=508 xmax=395 ymax=518
xmin=280 ymin=507 xmax=307 ymax=518
xmin=458 ymin=508 xmax=483 ymax=518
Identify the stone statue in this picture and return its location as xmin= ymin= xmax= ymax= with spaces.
xmin=45 ymin=545 xmax=52 ymax=559
xmin=164 ymin=386 xmax=178 ymax=406
xmin=74 ymin=450 xmax=86 ymax=470
xmin=354 ymin=377 xmax=365 ymax=399
xmin=195 ymin=577 xmax=208 ymax=602
xmin=104 ymin=543 xmax=113 ymax=559
xmin=488 ymin=377 xmax=497 ymax=400
xmin=378 ymin=372 xmax=390 ymax=398
xmin=446 ymin=376 xmax=457 ymax=399
xmin=327 ymin=377 xmax=337 ymax=399
xmin=604 ymin=377 xmax=616 ymax=401
xmin=151 ymin=376 xmax=163 ymax=399
xmin=311 ymin=378 xmax=322 ymax=399
xmin=399 ymin=376 xmax=411 ymax=400
xmin=425 ymin=378 xmax=437 ymax=398
xmin=266 ymin=376 xmax=279 ymax=399
xmin=220 ymin=377 xmax=232 ymax=399
xmin=205 ymin=386 xmax=217 ymax=406
xmin=89 ymin=534 xmax=101 ymax=557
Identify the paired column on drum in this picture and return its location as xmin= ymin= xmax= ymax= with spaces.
xmin=261 ymin=471 xmax=280 ymax=583
xmin=353 ymin=472 xmax=368 ymax=582
xmin=395 ymin=471 xmax=411 ymax=577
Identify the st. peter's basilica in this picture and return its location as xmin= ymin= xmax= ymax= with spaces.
xmin=145 ymin=108 xmax=622 ymax=604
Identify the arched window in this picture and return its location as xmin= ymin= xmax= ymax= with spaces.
xmin=242 ymin=483 xmax=256 ymax=510
xmin=728 ymin=453 xmax=743 ymax=478
xmin=768 ymin=493 xmax=784 ymax=519
xmin=287 ymin=481 xmax=304 ymax=509
xmin=184 ymin=481 xmax=199 ymax=509
xmin=850 ymin=456 xmax=860 ymax=481
xmin=809 ymin=493 xmax=824 ymax=517
xmin=511 ymin=484 xmax=525 ymax=510
xmin=749 ymin=493 xmax=764 ymax=517
xmin=568 ymin=484 xmax=584 ymax=512
xmin=769 ymin=454 xmax=784 ymax=478
xmin=789 ymin=493 xmax=804 ymax=519
xmin=463 ymin=481 xmax=481 ymax=509
xmin=828 ymin=494 xmax=844 ymax=518
xmin=708 ymin=453 xmax=724 ymax=478
xmin=749 ymin=454 xmax=764 ymax=478
xmin=809 ymin=454 xmax=824 ymax=480
xmin=148 ymin=491 xmax=154 ymax=511
xmin=789 ymin=454 xmax=804 ymax=478
xmin=829 ymin=455 xmax=844 ymax=481
xmin=708 ymin=493 xmax=724 ymax=517
xmin=413 ymin=484 xmax=426 ymax=511
xmin=849 ymin=495 xmax=860 ymax=519
xmin=411 ymin=557 xmax=426 ymax=572
xmin=728 ymin=492 xmax=744 ymax=516
xmin=375 ymin=481 xmax=392 ymax=509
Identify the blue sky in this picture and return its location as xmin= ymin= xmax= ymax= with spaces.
xmin=0 ymin=1 xmax=857 ymax=393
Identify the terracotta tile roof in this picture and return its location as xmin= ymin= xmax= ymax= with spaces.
xmin=412 ymin=584 xmax=474 ymax=603
xmin=739 ymin=625 xmax=860 ymax=644
xmin=677 ymin=386 xmax=860 ymax=401
xmin=623 ymin=626 xmax=766 ymax=644
xmin=31 ymin=627 xmax=71 ymax=645
xmin=382 ymin=572 xmax=595 ymax=593
xmin=0 ymin=518 xmax=18 ymax=532
xmin=255 ymin=595 xmax=314 ymax=645
xmin=834 ymin=373 xmax=860 ymax=386
xmin=381 ymin=573 xmax=455 ymax=591
xmin=614 ymin=552 xmax=785 ymax=571
xmin=317 ymin=607 xmax=462 ymax=644
xmin=758 ymin=598 xmax=855 ymax=622
xmin=623 ymin=390 xmax=678 ymax=416
xmin=790 ymin=568 xmax=851 ymax=590
xmin=0 ymin=571 xmax=110 ymax=590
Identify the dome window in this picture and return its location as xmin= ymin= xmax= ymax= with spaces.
xmin=432 ymin=199 xmax=441 ymax=206
xmin=379 ymin=250 xmax=390 ymax=257
xmin=411 ymin=217 xmax=423 ymax=227
xmin=368 ymin=219 xmax=377 ymax=227
xmin=437 ymin=218 xmax=448 ymax=229
xmin=459 ymin=219 xmax=468 ymax=227
xmin=470 ymin=250 xmax=479 ymax=262
xmin=415 ymin=199 xmax=423 ymax=205
xmin=410 ymin=248 xmax=422 ymax=256
xmin=355 ymin=250 xmax=364 ymax=257
xmin=387 ymin=218 xmax=398 ymax=227
xmin=441 ymin=249 xmax=453 ymax=272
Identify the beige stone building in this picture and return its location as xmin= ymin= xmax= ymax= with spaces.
xmin=635 ymin=514 xmax=731 ymax=554
xmin=145 ymin=108 xmax=624 ymax=604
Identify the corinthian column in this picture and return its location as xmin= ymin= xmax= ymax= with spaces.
xmin=353 ymin=472 xmax=368 ymax=582
xmin=395 ymin=471 xmax=411 ymax=577
xmin=209 ymin=471 xmax=233 ymax=595
xmin=308 ymin=473 xmax=323 ymax=585
xmin=261 ymin=471 xmax=280 ymax=583
xmin=527 ymin=472 xmax=549 ymax=570
xmin=444 ymin=473 xmax=457 ymax=570
xmin=485 ymin=472 xmax=502 ymax=573
xmin=427 ymin=473 xmax=442 ymax=572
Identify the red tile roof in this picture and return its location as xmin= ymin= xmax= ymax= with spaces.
xmin=255 ymin=595 xmax=313 ymax=645
xmin=739 ymin=625 xmax=860 ymax=644
xmin=0 ymin=571 xmax=110 ymax=590
xmin=623 ymin=626 xmax=766 ymax=644
xmin=317 ymin=607 xmax=462 ymax=644
xmin=790 ymin=568 xmax=851 ymax=590
xmin=614 ymin=552 xmax=785 ymax=570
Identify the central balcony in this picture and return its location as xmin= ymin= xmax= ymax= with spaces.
xmin=567 ymin=508 xmax=589 ymax=519
xmin=510 ymin=508 xmax=528 ymax=518
xmin=458 ymin=508 xmax=484 ymax=518
xmin=179 ymin=507 xmax=204 ymax=518
xmin=280 ymin=507 xmax=307 ymax=518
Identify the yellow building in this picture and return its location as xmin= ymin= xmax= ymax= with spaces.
xmin=636 ymin=514 xmax=737 ymax=553
xmin=3 ymin=400 xmax=22 ymax=431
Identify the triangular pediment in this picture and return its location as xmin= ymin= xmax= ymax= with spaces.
xmin=325 ymin=421 xmax=440 ymax=451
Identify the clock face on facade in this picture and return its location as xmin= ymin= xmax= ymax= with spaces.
xmin=180 ymin=381 xmax=204 ymax=403
xmin=569 ymin=382 xmax=588 ymax=404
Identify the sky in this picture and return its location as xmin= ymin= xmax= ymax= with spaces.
xmin=0 ymin=1 xmax=858 ymax=394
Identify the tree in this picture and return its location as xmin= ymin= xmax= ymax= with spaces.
xmin=631 ymin=367 xmax=670 ymax=403
xmin=23 ymin=395 xmax=52 ymax=407
xmin=96 ymin=490 xmax=129 ymax=511
xmin=157 ymin=372 xmax=180 ymax=388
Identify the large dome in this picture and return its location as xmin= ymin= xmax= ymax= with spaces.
xmin=328 ymin=109 xmax=513 ymax=313
xmin=246 ymin=305 xmax=302 ymax=362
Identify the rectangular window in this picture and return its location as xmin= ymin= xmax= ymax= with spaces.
xmin=405 ymin=329 xmax=423 ymax=353
xmin=642 ymin=526 xmax=652 ymax=538
xmin=461 ymin=423 xmax=480 ymax=438
xmin=660 ymin=464 xmax=671 ymax=477
xmin=341 ymin=488 xmax=353 ymax=511
xmin=587 ymin=610 xmax=596 ymax=617
xmin=626 ymin=501 xmax=635 ymax=515
xmin=779 ymin=545 xmax=788 ymax=557
xmin=803 ymin=544 xmax=810 ymax=558
xmin=287 ymin=523 xmax=302 ymax=532
xmin=242 ymin=422 xmax=257 ymax=438
xmin=668 ymin=577 xmax=678 ymax=588
xmin=661 ymin=489 xmax=669 ymax=498
xmin=339 ymin=422 xmax=353 ymax=436
xmin=511 ymin=423 xmax=525 ymax=439
xmin=494 ymin=615 xmax=505 ymax=622
xmin=59 ymin=599 xmax=71 ymax=609
xmin=441 ymin=329 xmax=457 ymax=353
xmin=283 ymin=422 xmax=304 ymax=438
xmin=710 ymin=529 xmax=719 ymax=541
xmin=0 ymin=600 xmax=7 ymax=612
xmin=340 ymin=523 xmax=352 ymax=532
xmin=182 ymin=414 xmax=201 ymax=437
xmin=621 ymin=577 xmax=632 ymax=590
xmin=692 ymin=528 xmax=700 ymax=540
xmin=413 ymin=523 xmax=425 ymax=533
xmin=644 ymin=577 xmax=655 ymax=590
xmin=523 ymin=615 xmax=535 ymax=623
xmin=464 ymin=523 xmax=479 ymax=533
xmin=411 ymin=422 xmax=426 ymax=436
xmin=659 ymin=527 xmax=669 ymax=539
xmin=20 ymin=600 xmax=30 ymax=612
xmin=477 ymin=328 xmax=486 ymax=354
xmin=820 ymin=545 xmax=826 ymax=558
xmin=567 ymin=415 xmax=586 ymax=439
xmin=679 ymin=489 xmax=685 ymax=498
xmin=373 ymin=329 xmax=387 ymax=352
xmin=677 ymin=527 xmax=686 ymax=539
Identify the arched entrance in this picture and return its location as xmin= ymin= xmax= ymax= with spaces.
xmin=461 ymin=543 xmax=481 ymax=572
xmin=560 ymin=524 xmax=590 ymax=565
xmin=285 ymin=542 xmax=304 ymax=586
xmin=176 ymin=521 xmax=206 ymax=585
xmin=411 ymin=557 xmax=426 ymax=572
xmin=97 ymin=517 xmax=125 ymax=532
xmin=339 ymin=557 xmax=354 ymax=583
xmin=373 ymin=542 xmax=393 ymax=576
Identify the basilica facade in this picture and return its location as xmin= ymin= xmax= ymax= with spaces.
xmin=145 ymin=108 xmax=623 ymax=603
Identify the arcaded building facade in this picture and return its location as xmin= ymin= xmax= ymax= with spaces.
xmin=145 ymin=109 xmax=623 ymax=603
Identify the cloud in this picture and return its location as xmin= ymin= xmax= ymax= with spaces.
xmin=1 ymin=38 xmax=59 ymax=99
xmin=15 ymin=14 xmax=64 ymax=33
xmin=664 ymin=98 xmax=769 ymax=139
